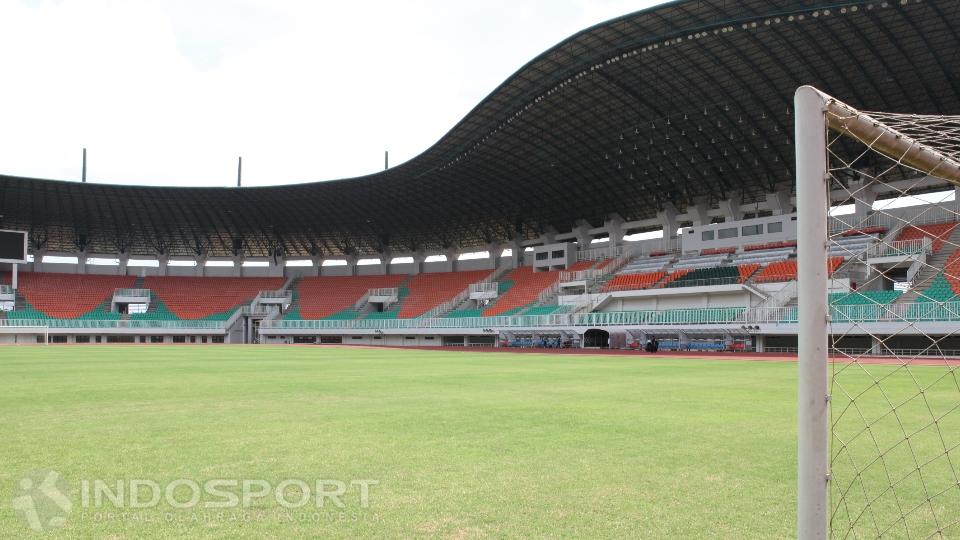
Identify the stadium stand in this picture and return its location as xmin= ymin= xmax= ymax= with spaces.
xmin=482 ymin=267 xmax=560 ymax=317
xmin=753 ymin=257 xmax=843 ymax=283
xmin=602 ymin=271 xmax=665 ymax=292
xmin=7 ymin=272 xmax=134 ymax=319
xmin=895 ymin=222 xmax=958 ymax=253
xmin=287 ymin=275 xmax=407 ymax=320
xmin=397 ymin=270 xmax=492 ymax=318
xmin=142 ymin=276 xmax=285 ymax=320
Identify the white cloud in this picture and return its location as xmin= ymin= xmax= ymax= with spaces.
xmin=0 ymin=0 xmax=663 ymax=187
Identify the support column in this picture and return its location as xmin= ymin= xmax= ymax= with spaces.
xmin=444 ymin=247 xmax=458 ymax=273
xmin=604 ymin=214 xmax=625 ymax=249
xmin=755 ymin=334 xmax=766 ymax=353
xmin=688 ymin=199 xmax=711 ymax=227
xmin=485 ymin=242 xmax=500 ymax=270
xmin=658 ymin=203 xmax=679 ymax=239
xmin=719 ymin=195 xmax=744 ymax=222
xmin=119 ymin=254 xmax=129 ymax=276
xmin=77 ymin=251 xmax=87 ymax=274
xmin=158 ymin=254 xmax=169 ymax=277
xmin=767 ymin=189 xmax=794 ymax=216
xmin=412 ymin=250 xmax=426 ymax=275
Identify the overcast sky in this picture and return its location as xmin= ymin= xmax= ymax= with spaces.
xmin=0 ymin=0 xmax=661 ymax=187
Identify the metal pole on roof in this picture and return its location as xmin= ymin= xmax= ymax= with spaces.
xmin=384 ymin=150 xmax=389 ymax=170
xmin=237 ymin=156 xmax=242 ymax=187
xmin=82 ymin=148 xmax=87 ymax=183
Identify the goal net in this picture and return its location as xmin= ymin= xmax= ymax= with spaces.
xmin=795 ymin=86 xmax=960 ymax=539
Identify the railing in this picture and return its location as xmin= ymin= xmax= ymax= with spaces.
xmin=258 ymin=290 xmax=290 ymax=299
xmin=114 ymin=288 xmax=151 ymax=297
xmin=559 ymin=269 xmax=597 ymax=282
xmin=828 ymin=201 xmax=960 ymax=233
xmin=469 ymin=282 xmax=498 ymax=294
xmin=368 ymin=287 xmax=398 ymax=298
xmin=764 ymin=346 xmax=960 ymax=358
xmin=535 ymin=281 xmax=561 ymax=306
xmin=577 ymin=245 xmax=622 ymax=262
xmin=0 ymin=319 xmax=226 ymax=330
xmin=741 ymin=301 xmax=960 ymax=324
xmin=662 ymin=277 xmax=740 ymax=289
xmin=262 ymin=300 xmax=960 ymax=332
xmin=865 ymin=238 xmax=931 ymax=258
xmin=419 ymin=287 xmax=471 ymax=320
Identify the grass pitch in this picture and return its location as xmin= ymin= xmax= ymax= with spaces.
xmin=0 ymin=345 xmax=946 ymax=538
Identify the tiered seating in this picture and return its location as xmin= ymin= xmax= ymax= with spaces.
xmin=483 ymin=267 xmax=559 ymax=317
xmin=829 ymin=234 xmax=877 ymax=259
xmin=664 ymin=266 xmax=739 ymax=288
xmin=657 ymin=268 xmax=692 ymax=287
xmin=909 ymin=249 xmax=960 ymax=321
xmin=753 ymin=257 xmax=843 ymax=283
xmin=841 ymin=226 xmax=886 ymax=236
xmin=398 ymin=270 xmax=492 ymax=318
xmin=672 ymin=253 xmax=729 ymax=270
xmin=744 ymin=240 xmax=796 ymax=251
xmin=445 ymin=308 xmax=483 ymax=318
xmin=732 ymin=247 xmax=793 ymax=266
xmin=738 ymin=263 xmax=760 ymax=283
xmin=10 ymin=272 xmax=134 ymax=319
xmin=288 ymin=275 xmax=406 ymax=320
xmin=830 ymin=290 xmax=902 ymax=305
xmin=829 ymin=290 xmax=903 ymax=322
xmin=594 ymin=258 xmax=615 ymax=270
xmin=143 ymin=276 xmax=284 ymax=319
xmin=617 ymin=254 xmax=673 ymax=275
xmin=895 ymin=222 xmax=958 ymax=253
xmin=567 ymin=260 xmax=596 ymax=272
xmin=523 ymin=305 xmax=570 ymax=316
xmin=700 ymin=247 xmax=736 ymax=256
xmin=602 ymin=271 xmax=665 ymax=292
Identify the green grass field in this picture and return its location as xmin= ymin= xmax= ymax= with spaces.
xmin=0 ymin=346 xmax=955 ymax=538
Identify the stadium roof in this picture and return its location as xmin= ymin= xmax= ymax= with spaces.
xmin=2 ymin=0 xmax=959 ymax=258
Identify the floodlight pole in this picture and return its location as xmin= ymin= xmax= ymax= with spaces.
xmin=795 ymin=85 xmax=830 ymax=540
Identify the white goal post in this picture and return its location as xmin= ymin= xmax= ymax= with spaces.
xmin=795 ymin=86 xmax=960 ymax=539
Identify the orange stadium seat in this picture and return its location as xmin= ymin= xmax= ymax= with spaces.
xmin=293 ymin=275 xmax=406 ymax=320
xmin=895 ymin=222 xmax=958 ymax=253
xmin=398 ymin=270 xmax=492 ymax=318
xmin=143 ymin=276 xmax=284 ymax=319
xmin=602 ymin=271 xmax=665 ymax=292
xmin=753 ymin=257 xmax=842 ymax=283
xmin=12 ymin=272 xmax=135 ymax=318
xmin=482 ymin=267 xmax=560 ymax=317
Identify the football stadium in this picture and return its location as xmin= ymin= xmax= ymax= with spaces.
xmin=2 ymin=1 xmax=960 ymax=537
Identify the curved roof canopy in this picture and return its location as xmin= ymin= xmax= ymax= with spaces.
xmin=2 ymin=0 xmax=959 ymax=257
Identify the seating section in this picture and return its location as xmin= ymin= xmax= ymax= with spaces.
xmin=830 ymin=290 xmax=902 ymax=306
xmin=398 ymin=270 xmax=492 ymax=318
xmin=744 ymin=240 xmax=796 ymax=251
xmin=617 ymin=254 xmax=673 ymax=275
xmin=288 ymin=275 xmax=406 ymax=320
xmin=754 ymin=257 xmax=843 ymax=283
xmin=701 ymin=247 xmax=736 ymax=256
xmin=841 ymin=226 xmax=886 ymax=237
xmin=483 ymin=267 xmax=559 ymax=317
xmin=602 ymin=271 xmax=665 ymax=292
xmin=664 ymin=266 xmax=739 ymax=288
xmin=143 ymin=276 xmax=284 ymax=320
xmin=10 ymin=272 xmax=134 ymax=319
xmin=567 ymin=260 xmax=596 ymax=272
xmin=737 ymin=263 xmax=760 ymax=283
xmin=829 ymin=234 xmax=877 ymax=259
xmin=895 ymin=222 xmax=958 ymax=253
xmin=523 ymin=305 xmax=570 ymax=316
